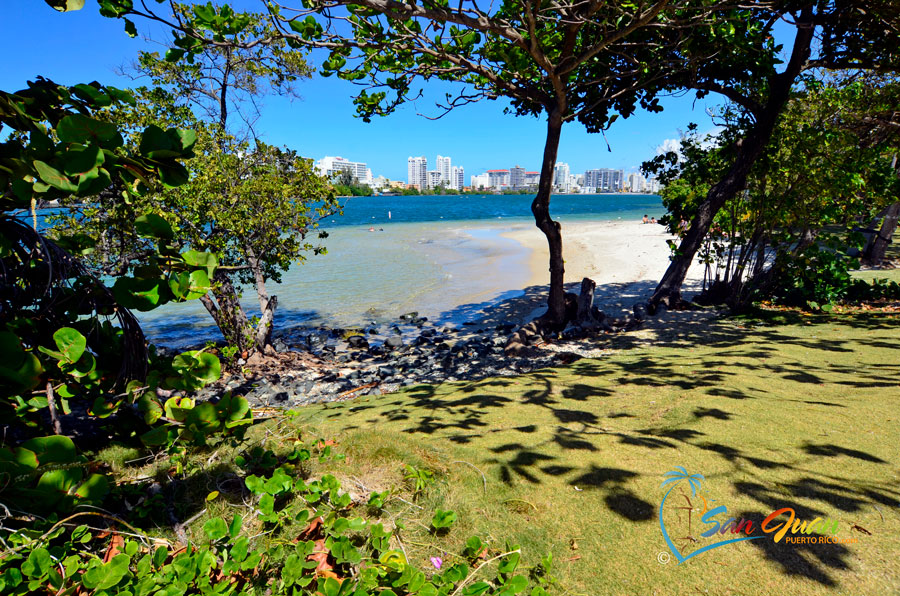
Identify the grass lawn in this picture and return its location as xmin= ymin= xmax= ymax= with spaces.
xmin=286 ymin=310 xmax=900 ymax=595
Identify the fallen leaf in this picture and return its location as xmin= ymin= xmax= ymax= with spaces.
xmin=103 ymin=530 xmax=124 ymax=563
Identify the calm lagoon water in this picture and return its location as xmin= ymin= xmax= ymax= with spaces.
xmin=136 ymin=194 xmax=664 ymax=347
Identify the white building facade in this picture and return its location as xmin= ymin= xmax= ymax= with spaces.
xmin=316 ymin=156 xmax=371 ymax=184
xmin=407 ymin=156 xmax=428 ymax=189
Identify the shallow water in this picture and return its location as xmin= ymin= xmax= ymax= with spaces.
xmin=131 ymin=194 xmax=663 ymax=347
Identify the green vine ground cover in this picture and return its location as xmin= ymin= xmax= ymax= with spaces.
xmin=293 ymin=307 xmax=900 ymax=595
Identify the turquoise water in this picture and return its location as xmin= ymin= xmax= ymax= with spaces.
xmin=132 ymin=194 xmax=664 ymax=347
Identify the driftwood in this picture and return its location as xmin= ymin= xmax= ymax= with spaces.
xmin=505 ymin=277 xmax=610 ymax=355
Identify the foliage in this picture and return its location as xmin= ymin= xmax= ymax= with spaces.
xmin=49 ymin=36 xmax=341 ymax=353
xmin=0 ymin=436 xmax=555 ymax=596
xmin=644 ymin=76 xmax=900 ymax=310
xmin=0 ymin=74 xmax=233 ymax=443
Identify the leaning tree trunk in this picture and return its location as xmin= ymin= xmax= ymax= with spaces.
xmin=649 ymin=12 xmax=815 ymax=310
xmin=200 ymin=271 xmax=255 ymax=353
xmin=863 ymin=202 xmax=900 ymax=266
xmin=533 ymin=108 xmax=567 ymax=327
xmin=248 ymin=250 xmax=278 ymax=352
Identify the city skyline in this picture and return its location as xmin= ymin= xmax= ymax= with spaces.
xmin=315 ymin=152 xmax=658 ymax=193
xmin=1 ymin=0 xmax=727 ymax=185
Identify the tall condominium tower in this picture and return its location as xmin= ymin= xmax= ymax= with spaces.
xmin=553 ymin=162 xmax=570 ymax=192
xmin=509 ymin=165 xmax=526 ymax=189
xmin=436 ymin=155 xmax=452 ymax=186
xmin=451 ymin=166 xmax=464 ymax=190
xmin=407 ymin=156 xmax=427 ymax=189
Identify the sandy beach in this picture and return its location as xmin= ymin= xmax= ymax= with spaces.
xmin=457 ymin=219 xmax=707 ymax=324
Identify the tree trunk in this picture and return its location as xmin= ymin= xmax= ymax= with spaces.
xmin=200 ymin=271 xmax=254 ymax=353
xmin=576 ymin=277 xmax=597 ymax=325
xmin=649 ymin=10 xmax=815 ymax=310
xmin=248 ymin=251 xmax=278 ymax=352
xmin=533 ymin=108 xmax=567 ymax=327
xmin=863 ymin=202 xmax=900 ymax=266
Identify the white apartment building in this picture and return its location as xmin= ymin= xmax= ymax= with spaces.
xmin=487 ymin=169 xmax=510 ymax=190
xmin=426 ymin=170 xmax=443 ymax=189
xmin=583 ymin=168 xmax=624 ymax=192
xmin=553 ymin=162 xmax=570 ymax=192
xmin=471 ymin=173 xmax=490 ymax=189
xmin=436 ymin=155 xmax=452 ymax=186
xmin=407 ymin=156 xmax=428 ymax=189
xmin=451 ymin=166 xmax=465 ymax=190
xmin=316 ymin=156 xmax=371 ymax=184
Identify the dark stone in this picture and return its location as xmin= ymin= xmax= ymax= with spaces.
xmin=347 ymin=335 xmax=369 ymax=349
xmin=633 ymin=302 xmax=648 ymax=321
xmin=378 ymin=366 xmax=397 ymax=378
xmin=399 ymin=312 xmax=419 ymax=321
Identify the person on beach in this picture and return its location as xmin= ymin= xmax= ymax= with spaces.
xmin=642 ymin=214 xmax=649 ymax=224
xmin=650 ymin=217 xmax=657 ymax=224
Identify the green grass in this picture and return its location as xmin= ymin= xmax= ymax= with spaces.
xmin=288 ymin=311 xmax=900 ymax=595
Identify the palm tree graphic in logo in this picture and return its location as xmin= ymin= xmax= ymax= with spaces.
xmin=659 ymin=467 xmax=762 ymax=563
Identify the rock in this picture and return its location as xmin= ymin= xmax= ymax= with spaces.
xmin=347 ymin=335 xmax=369 ymax=349
xmin=633 ymin=302 xmax=648 ymax=321
xmin=378 ymin=366 xmax=397 ymax=378
xmin=421 ymin=328 xmax=436 ymax=338
xmin=399 ymin=312 xmax=419 ymax=321
xmin=385 ymin=336 xmax=403 ymax=349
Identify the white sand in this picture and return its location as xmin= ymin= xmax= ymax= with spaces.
xmin=468 ymin=220 xmax=707 ymax=323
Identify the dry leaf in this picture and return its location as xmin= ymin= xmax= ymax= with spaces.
xmin=103 ymin=530 xmax=124 ymax=563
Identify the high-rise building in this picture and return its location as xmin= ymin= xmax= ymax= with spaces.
xmin=627 ymin=172 xmax=645 ymax=192
xmin=426 ymin=170 xmax=443 ymax=190
xmin=436 ymin=155 xmax=452 ymax=186
xmin=524 ymin=171 xmax=540 ymax=187
xmin=509 ymin=165 xmax=526 ymax=189
xmin=553 ymin=162 xmax=570 ymax=192
xmin=316 ymin=156 xmax=370 ymax=183
xmin=583 ymin=168 xmax=624 ymax=192
xmin=487 ymin=170 xmax=510 ymax=189
xmin=407 ymin=156 xmax=427 ymax=190
xmin=451 ymin=166 xmax=464 ymax=190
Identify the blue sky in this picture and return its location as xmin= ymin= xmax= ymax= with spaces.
xmin=2 ymin=0 xmax=734 ymax=181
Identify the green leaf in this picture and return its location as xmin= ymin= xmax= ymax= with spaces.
xmin=431 ymin=509 xmax=457 ymax=529
xmin=44 ymin=0 xmax=85 ymax=12
xmin=33 ymin=160 xmax=77 ymax=193
xmin=62 ymin=145 xmax=105 ymax=177
xmin=20 ymin=435 xmax=77 ymax=466
xmin=57 ymin=114 xmax=121 ymax=146
xmin=462 ymin=582 xmax=491 ymax=596
xmin=138 ymin=394 xmax=163 ymax=425
xmin=81 ymin=554 xmax=130 ymax=590
xmin=75 ymin=474 xmax=110 ymax=502
xmin=181 ymin=250 xmax=218 ymax=273
xmin=112 ymin=277 xmax=166 ymax=312
xmin=203 ymin=517 xmax=229 ymax=541
xmin=52 ymin=327 xmax=87 ymax=364
xmin=124 ymin=18 xmax=137 ymax=37
xmin=21 ymin=548 xmax=52 ymax=578
xmin=139 ymin=125 xmax=197 ymax=159
xmin=506 ymin=575 xmax=528 ymax=593
xmin=72 ymin=84 xmax=112 ymax=107
xmin=135 ymin=213 xmax=174 ymax=239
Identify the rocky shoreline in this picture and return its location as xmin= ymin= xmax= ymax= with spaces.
xmin=190 ymin=311 xmax=615 ymax=409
